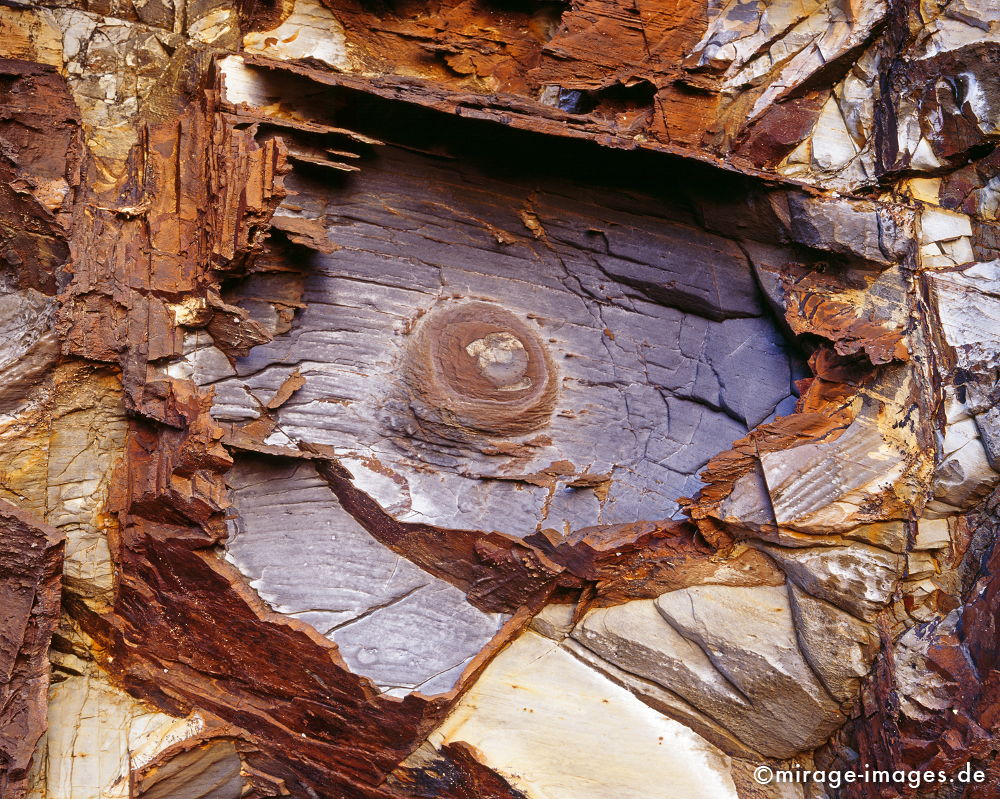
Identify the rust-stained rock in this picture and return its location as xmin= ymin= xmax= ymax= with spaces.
xmin=2 ymin=0 xmax=1000 ymax=796
xmin=390 ymin=742 xmax=528 ymax=799
xmin=405 ymin=301 xmax=559 ymax=440
xmin=0 ymin=504 xmax=63 ymax=799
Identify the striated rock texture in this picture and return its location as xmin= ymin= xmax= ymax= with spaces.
xmin=0 ymin=505 xmax=63 ymax=799
xmin=0 ymin=0 xmax=997 ymax=797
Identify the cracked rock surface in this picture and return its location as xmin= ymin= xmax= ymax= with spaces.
xmin=1 ymin=0 xmax=999 ymax=797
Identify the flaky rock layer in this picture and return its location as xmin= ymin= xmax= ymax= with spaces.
xmin=0 ymin=0 xmax=998 ymax=797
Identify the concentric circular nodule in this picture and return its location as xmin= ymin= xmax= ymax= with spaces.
xmin=405 ymin=302 xmax=557 ymax=439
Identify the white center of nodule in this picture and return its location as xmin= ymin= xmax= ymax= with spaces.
xmin=465 ymin=332 xmax=532 ymax=391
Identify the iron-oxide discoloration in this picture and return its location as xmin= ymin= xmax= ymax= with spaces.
xmin=2 ymin=0 xmax=1000 ymax=796
xmin=406 ymin=301 xmax=559 ymax=440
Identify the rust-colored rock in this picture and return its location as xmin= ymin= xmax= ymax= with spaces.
xmin=0 ymin=504 xmax=63 ymax=799
xmin=2 ymin=0 xmax=1000 ymax=797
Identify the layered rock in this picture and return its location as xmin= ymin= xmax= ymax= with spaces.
xmin=572 ymin=586 xmax=845 ymax=759
xmin=0 ymin=505 xmax=63 ymax=799
xmin=225 ymin=455 xmax=507 ymax=695
xmin=413 ymin=629 xmax=740 ymax=799
xmin=0 ymin=0 xmax=999 ymax=797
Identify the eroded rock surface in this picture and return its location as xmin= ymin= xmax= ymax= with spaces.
xmin=0 ymin=504 xmax=63 ymax=799
xmin=225 ymin=455 xmax=507 ymax=695
xmin=572 ymin=586 xmax=845 ymax=759
xmin=1 ymin=0 xmax=999 ymax=797
xmin=196 ymin=82 xmax=806 ymax=535
xmin=416 ymin=629 xmax=741 ymax=799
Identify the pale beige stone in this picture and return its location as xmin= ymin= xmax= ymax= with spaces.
xmin=756 ymin=542 xmax=901 ymax=621
xmin=914 ymin=517 xmax=951 ymax=550
xmin=133 ymin=740 xmax=246 ymax=799
xmin=908 ymin=178 xmax=942 ymax=205
xmin=920 ymin=207 xmax=973 ymax=245
xmin=787 ymin=584 xmax=877 ymax=706
xmin=429 ymin=630 xmax=739 ymax=799
xmin=528 ymin=602 xmax=576 ymax=640
xmin=906 ymin=551 xmax=938 ymax=579
xmin=809 ymin=96 xmax=860 ymax=172
xmin=243 ymin=0 xmax=354 ymax=71
xmin=572 ymin=587 xmax=844 ymax=759
xmin=29 ymin=661 xmax=202 ymax=799
xmin=47 ymin=374 xmax=127 ymax=602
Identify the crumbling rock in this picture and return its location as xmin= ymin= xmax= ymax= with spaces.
xmin=1 ymin=0 xmax=999 ymax=796
xmin=0 ymin=503 xmax=63 ymax=799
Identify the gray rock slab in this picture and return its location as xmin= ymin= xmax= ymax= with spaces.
xmin=200 ymin=142 xmax=803 ymax=536
xmin=928 ymin=260 xmax=1000 ymax=474
xmin=224 ymin=455 xmax=506 ymax=695
xmin=572 ymin=586 xmax=844 ymax=759
xmin=786 ymin=194 xmax=912 ymax=265
xmin=654 ymin=585 xmax=844 ymax=753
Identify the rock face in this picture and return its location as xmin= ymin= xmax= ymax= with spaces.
xmin=571 ymin=586 xmax=844 ymax=759
xmin=225 ymin=455 xmax=507 ymax=695
xmin=195 ymin=88 xmax=804 ymax=533
xmin=0 ymin=505 xmax=63 ymax=799
xmin=0 ymin=0 xmax=999 ymax=798
xmin=417 ymin=629 xmax=740 ymax=799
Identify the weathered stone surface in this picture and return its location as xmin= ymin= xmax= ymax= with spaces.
xmin=422 ymin=629 xmax=740 ymax=799
xmin=197 ymin=78 xmax=805 ymax=536
xmin=390 ymin=741 xmax=528 ymax=799
xmin=786 ymin=583 xmax=877 ymax=706
xmin=824 ymin=497 xmax=1000 ymax=799
xmin=928 ymin=261 xmax=1000 ymax=371
xmin=3 ymin=0 xmax=1000 ymax=794
xmin=0 ymin=504 xmax=63 ymax=799
xmin=34 ymin=650 xmax=208 ymax=799
xmin=132 ymin=739 xmax=249 ymax=799
xmin=225 ymin=454 xmax=506 ymax=695
xmin=914 ymin=517 xmax=952 ymax=551
xmin=573 ymin=586 xmax=844 ymax=759
xmin=927 ymin=390 xmax=1000 ymax=516
xmin=756 ymin=394 xmax=920 ymax=536
xmin=927 ymin=262 xmax=1000 ymax=502
xmin=0 ymin=288 xmax=58 ymax=415
xmin=46 ymin=370 xmax=126 ymax=603
xmin=785 ymin=194 xmax=913 ymax=266
xmin=757 ymin=542 xmax=902 ymax=622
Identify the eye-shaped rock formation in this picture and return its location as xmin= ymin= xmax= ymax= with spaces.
xmin=404 ymin=302 xmax=558 ymax=440
xmin=1 ymin=1 xmax=999 ymax=799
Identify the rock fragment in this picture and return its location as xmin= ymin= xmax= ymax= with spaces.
xmin=572 ymin=586 xmax=844 ymax=759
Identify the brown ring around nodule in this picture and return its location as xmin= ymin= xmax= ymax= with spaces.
xmin=405 ymin=301 xmax=558 ymax=439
